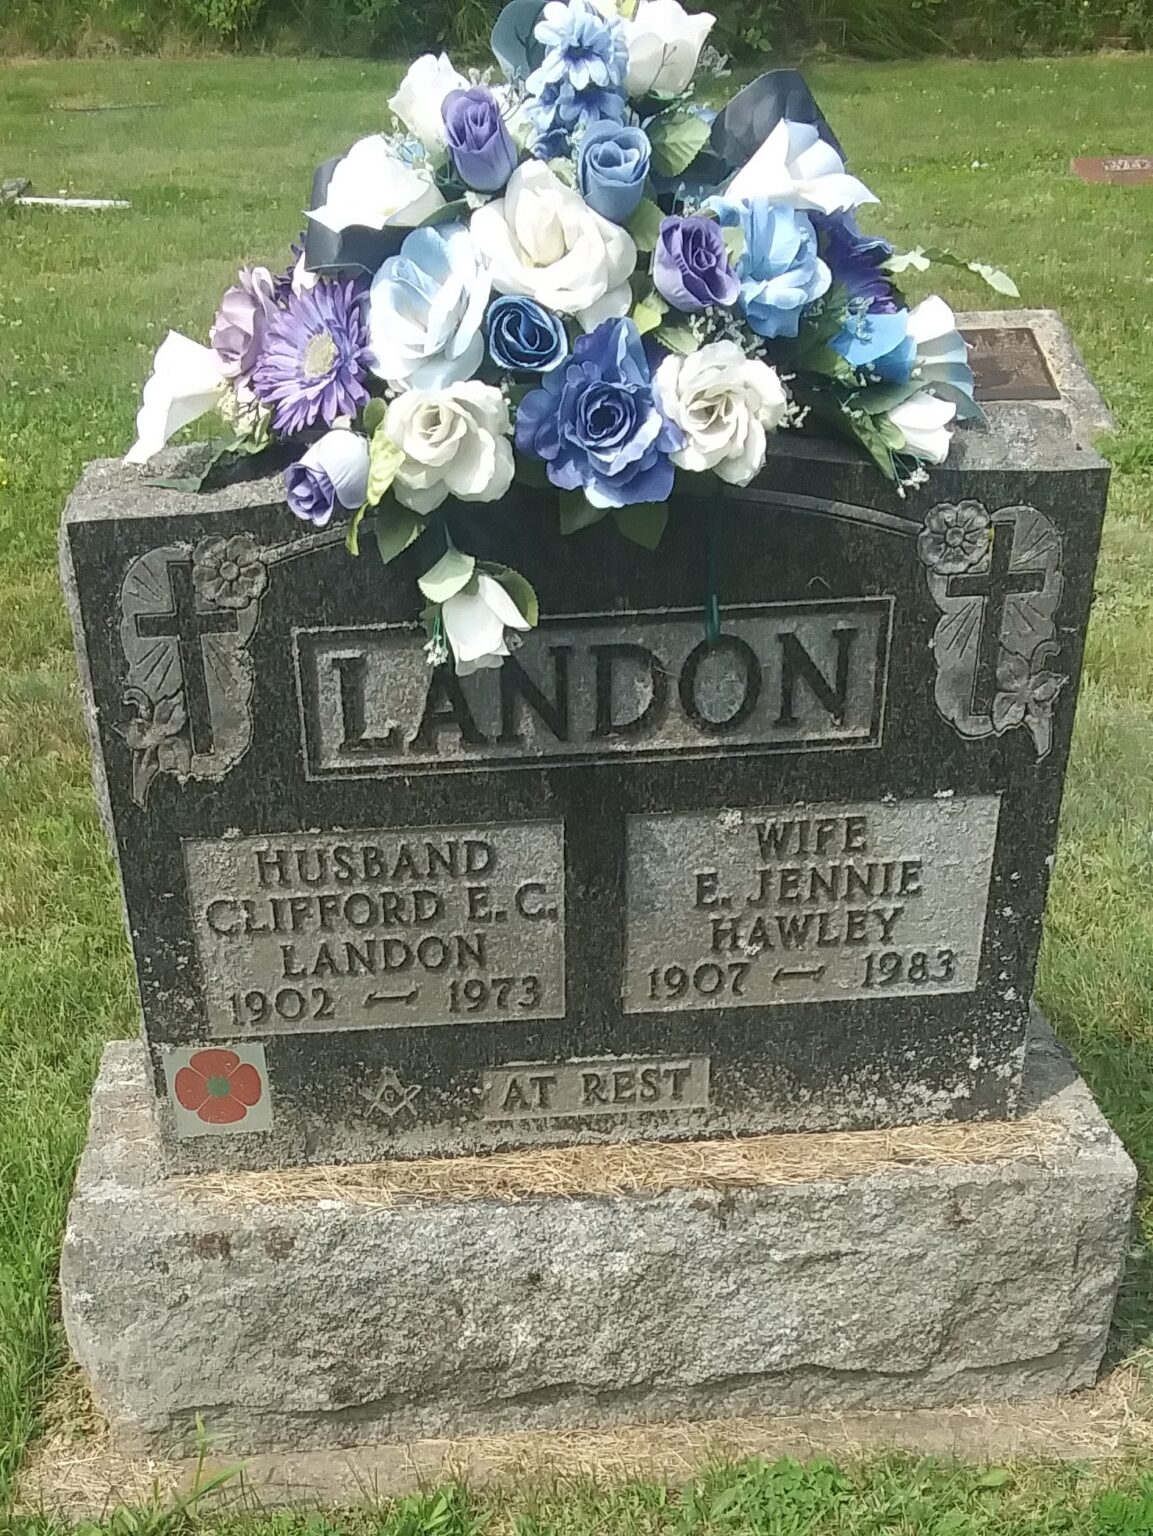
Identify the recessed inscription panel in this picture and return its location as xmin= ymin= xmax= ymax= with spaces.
xmin=183 ymin=821 xmax=565 ymax=1034
xmin=295 ymin=600 xmax=892 ymax=777
xmin=482 ymin=1056 xmax=710 ymax=1120
xmin=962 ymin=327 xmax=1060 ymax=403
xmin=625 ymin=796 xmax=1000 ymax=1012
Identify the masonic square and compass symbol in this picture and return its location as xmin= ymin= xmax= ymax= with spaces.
xmin=918 ymin=500 xmax=1068 ymax=758
xmin=360 ymin=1068 xmax=422 ymax=1125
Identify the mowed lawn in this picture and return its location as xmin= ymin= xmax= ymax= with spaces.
xmin=3 ymin=50 xmax=1153 ymax=1530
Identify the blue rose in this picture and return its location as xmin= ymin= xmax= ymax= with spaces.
xmin=831 ymin=304 xmax=915 ymax=383
xmin=577 ymin=122 xmax=651 ymax=225
xmin=442 ymin=86 xmax=518 ymax=194
xmin=487 ymin=295 xmax=569 ymax=373
xmin=515 ymin=316 xmax=682 ymax=507
xmin=711 ymin=199 xmax=831 ymax=339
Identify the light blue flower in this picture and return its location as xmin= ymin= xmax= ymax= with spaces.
xmin=711 ymin=198 xmax=831 ymax=340
xmin=528 ymin=0 xmax=627 ymax=96
xmin=526 ymin=0 xmax=627 ymax=155
xmin=365 ymin=223 xmax=490 ymax=391
xmin=578 ymin=122 xmax=651 ymax=224
xmin=831 ymin=304 xmax=915 ymax=383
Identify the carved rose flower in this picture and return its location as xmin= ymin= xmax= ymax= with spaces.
xmin=121 ymin=689 xmax=192 ymax=773
xmin=192 ymin=534 xmax=268 ymax=609
xmin=993 ymin=642 xmax=1067 ymax=758
xmin=917 ymin=500 xmax=990 ymax=576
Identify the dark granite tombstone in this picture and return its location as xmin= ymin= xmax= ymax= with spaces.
xmin=61 ymin=309 xmax=1112 ymax=1170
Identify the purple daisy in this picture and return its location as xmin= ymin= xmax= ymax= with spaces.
xmin=251 ymin=279 xmax=370 ymax=437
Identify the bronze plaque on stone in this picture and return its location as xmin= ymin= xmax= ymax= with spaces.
xmin=962 ymin=326 xmax=1060 ymax=403
xmin=1072 ymin=155 xmax=1153 ymax=185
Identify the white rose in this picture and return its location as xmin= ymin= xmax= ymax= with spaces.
xmin=124 ymin=332 xmax=226 ymax=466
xmin=887 ymin=391 xmax=957 ymax=465
xmin=443 ymin=574 xmax=532 ymax=675
xmin=623 ymin=0 xmax=715 ymax=97
xmin=386 ymin=381 xmax=514 ymax=515
xmin=307 ymin=135 xmax=445 ymax=234
xmin=470 ymin=161 xmax=636 ymax=330
xmin=654 ymin=341 xmax=788 ymax=486
xmin=389 ymin=53 xmax=468 ymax=164
xmin=723 ymin=118 xmax=877 ymax=215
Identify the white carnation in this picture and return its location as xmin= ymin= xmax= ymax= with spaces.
xmin=385 ymin=381 xmax=514 ymax=515
xmin=654 ymin=341 xmax=788 ymax=486
xmin=470 ymin=161 xmax=636 ymax=331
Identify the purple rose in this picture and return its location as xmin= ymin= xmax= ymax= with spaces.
xmin=284 ymin=462 xmax=336 ymax=527
xmin=284 ymin=430 xmax=370 ymax=528
xmin=515 ymin=316 xmax=682 ymax=507
xmin=652 ymin=216 xmax=740 ymax=314
xmin=210 ymin=266 xmax=277 ymax=380
xmin=442 ymin=87 xmax=518 ymax=194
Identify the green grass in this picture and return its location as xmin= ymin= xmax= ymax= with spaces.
xmin=3 ymin=49 xmax=1153 ymax=1529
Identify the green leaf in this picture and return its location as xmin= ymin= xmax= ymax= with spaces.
xmin=887 ymin=243 xmax=1020 ymax=298
xmin=345 ymin=501 xmax=368 ymax=556
xmin=374 ymin=503 xmax=423 ymax=564
xmin=613 ymin=501 xmax=667 ymax=550
xmin=362 ymin=398 xmax=386 ymax=435
xmin=632 ymin=289 xmax=668 ymax=336
xmin=975 ymin=1467 xmax=1012 ymax=1489
xmin=485 ymin=564 xmax=539 ymax=627
xmin=144 ymin=435 xmax=237 ymax=492
xmin=721 ymin=225 xmax=745 ymax=264
xmin=559 ymin=490 xmax=609 ymax=535
xmin=366 ymin=429 xmax=403 ymax=508
xmin=655 ymin=323 xmax=699 ymax=355
xmin=547 ymin=157 xmax=577 ymax=189
xmin=626 ymin=198 xmax=664 ymax=252
xmin=648 ymin=110 xmax=711 ymax=178
xmin=420 ymin=198 xmax=471 ymax=228
xmin=514 ymin=455 xmax=551 ymax=489
xmin=418 ymin=546 xmax=476 ymax=602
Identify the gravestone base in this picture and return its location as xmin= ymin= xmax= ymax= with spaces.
xmin=62 ymin=1018 xmax=1135 ymax=1460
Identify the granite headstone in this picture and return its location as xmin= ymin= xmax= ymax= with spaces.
xmin=61 ymin=309 xmax=1111 ymax=1170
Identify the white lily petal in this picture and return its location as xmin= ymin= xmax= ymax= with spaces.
xmin=124 ymin=331 xmax=226 ymax=465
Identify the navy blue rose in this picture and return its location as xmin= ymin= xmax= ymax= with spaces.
xmin=514 ymin=316 xmax=682 ymax=507
xmin=487 ymin=295 xmax=569 ymax=373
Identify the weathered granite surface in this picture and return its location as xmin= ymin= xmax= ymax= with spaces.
xmin=61 ymin=1020 xmax=1135 ymax=1457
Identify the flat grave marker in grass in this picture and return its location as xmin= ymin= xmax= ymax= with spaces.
xmin=1072 ymin=154 xmax=1153 ymax=184
xmin=61 ymin=310 xmax=1115 ymax=1173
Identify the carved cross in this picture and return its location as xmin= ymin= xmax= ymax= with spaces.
xmin=136 ymin=559 xmax=239 ymax=756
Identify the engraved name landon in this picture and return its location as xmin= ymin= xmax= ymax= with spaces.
xmin=296 ymin=600 xmax=892 ymax=776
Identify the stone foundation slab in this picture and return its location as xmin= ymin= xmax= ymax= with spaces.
xmin=61 ymin=1022 xmax=1135 ymax=1457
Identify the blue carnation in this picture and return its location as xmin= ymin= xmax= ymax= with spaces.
xmin=711 ymin=199 xmax=831 ymax=340
xmin=487 ymin=295 xmax=569 ymax=373
xmin=514 ymin=316 xmax=682 ymax=508
xmin=526 ymin=0 xmax=627 ymax=156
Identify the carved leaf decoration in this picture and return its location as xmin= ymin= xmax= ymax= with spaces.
xmin=991 ymin=691 xmax=1027 ymax=734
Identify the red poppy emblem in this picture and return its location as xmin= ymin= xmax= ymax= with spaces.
xmin=174 ymin=1048 xmax=264 ymax=1125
